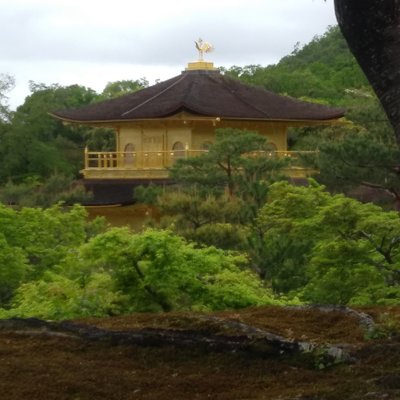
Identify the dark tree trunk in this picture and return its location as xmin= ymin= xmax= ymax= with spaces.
xmin=334 ymin=0 xmax=400 ymax=143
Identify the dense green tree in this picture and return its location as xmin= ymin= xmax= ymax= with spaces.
xmin=223 ymin=26 xmax=368 ymax=105
xmin=99 ymin=78 xmax=149 ymax=100
xmin=1 ymin=227 xmax=281 ymax=319
xmin=5 ymin=271 xmax=124 ymax=320
xmin=83 ymin=127 xmax=116 ymax=152
xmin=341 ymin=88 xmax=392 ymax=138
xmin=0 ymin=73 xmax=15 ymax=122
xmin=257 ymin=181 xmax=400 ymax=305
xmin=0 ymin=203 xmax=97 ymax=276
xmin=0 ymin=203 xmax=106 ymax=309
xmin=283 ymin=80 xmax=395 ymax=206
xmin=0 ymin=173 xmax=92 ymax=208
xmin=19 ymin=82 xmax=97 ymax=144
xmin=169 ymin=128 xmax=288 ymax=203
xmin=155 ymin=191 xmax=250 ymax=250
xmin=255 ymin=180 xmax=331 ymax=290
xmin=143 ymin=129 xmax=288 ymax=250
xmin=80 ymin=228 xmax=276 ymax=312
xmin=289 ymin=87 xmax=399 ymax=208
xmin=315 ymin=132 xmax=400 ymax=208
xmin=0 ymin=83 xmax=98 ymax=182
xmin=0 ymin=234 xmax=30 ymax=306
xmin=0 ymin=78 xmax=153 ymax=184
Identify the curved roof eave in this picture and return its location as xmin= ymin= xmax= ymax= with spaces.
xmin=49 ymin=111 xmax=347 ymax=126
xmin=50 ymin=69 xmax=346 ymax=123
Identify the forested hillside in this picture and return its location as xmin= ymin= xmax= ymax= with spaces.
xmin=223 ymin=25 xmax=369 ymax=105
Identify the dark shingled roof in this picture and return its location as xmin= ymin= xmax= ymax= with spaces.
xmin=51 ymin=69 xmax=345 ymax=123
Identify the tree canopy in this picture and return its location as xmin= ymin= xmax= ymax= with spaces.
xmin=0 ymin=204 xmax=282 ymax=319
xmin=0 ymin=73 xmax=15 ymax=122
xmin=257 ymin=181 xmax=400 ymax=305
xmin=222 ymin=26 xmax=369 ymax=105
xmin=0 ymin=77 xmax=150 ymax=186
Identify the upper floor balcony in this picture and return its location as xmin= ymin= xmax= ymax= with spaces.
xmin=82 ymin=148 xmax=318 ymax=180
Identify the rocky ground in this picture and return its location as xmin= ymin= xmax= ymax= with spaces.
xmin=0 ymin=306 xmax=399 ymax=400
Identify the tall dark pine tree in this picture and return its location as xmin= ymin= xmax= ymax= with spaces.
xmin=334 ymin=0 xmax=400 ymax=143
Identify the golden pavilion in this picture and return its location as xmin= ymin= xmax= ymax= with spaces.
xmin=51 ymin=43 xmax=345 ymax=203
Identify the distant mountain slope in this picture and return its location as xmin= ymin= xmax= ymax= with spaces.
xmin=223 ymin=26 xmax=369 ymax=105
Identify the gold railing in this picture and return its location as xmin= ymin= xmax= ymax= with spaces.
xmin=82 ymin=149 xmax=318 ymax=179
xmin=84 ymin=149 xmax=317 ymax=170
xmin=246 ymin=150 xmax=317 ymax=167
xmin=84 ymin=149 xmax=209 ymax=170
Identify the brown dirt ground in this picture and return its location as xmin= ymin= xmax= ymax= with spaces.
xmin=1 ymin=306 xmax=399 ymax=400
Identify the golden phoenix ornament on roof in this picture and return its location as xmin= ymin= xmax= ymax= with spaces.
xmin=195 ymin=38 xmax=214 ymax=61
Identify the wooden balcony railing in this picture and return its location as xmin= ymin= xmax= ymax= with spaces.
xmin=82 ymin=148 xmax=318 ymax=179
xmin=84 ymin=149 xmax=317 ymax=169
xmin=84 ymin=149 xmax=208 ymax=170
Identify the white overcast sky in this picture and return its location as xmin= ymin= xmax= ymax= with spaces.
xmin=0 ymin=0 xmax=338 ymax=110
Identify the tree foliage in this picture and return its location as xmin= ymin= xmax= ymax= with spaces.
xmin=223 ymin=26 xmax=368 ymax=104
xmin=315 ymin=132 xmax=400 ymax=206
xmin=145 ymin=128 xmax=288 ymax=250
xmin=0 ymin=203 xmax=281 ymax=319
xmin=99 ymin=78 xmax=149 ymax=100
xmin=0 ymin=73 xmax=15 ymax=122
xmin=169 ymin=128 xmax=287 ymax=198
xmin=0 ymin=83 xmax=98 ymax=182
xmin=0 ymin=173 xmax=92 ymax=208
xmin=2 ymin=180 xmax=400 ymax=319
xmin=0 ymin=203 xmax=106 ymax=309
xmin=257 ymin=181 xmax=400 ymax=305
xmin=0 ymin=78 xmax=154 ymax=185
xmin=76 ymin=228 xmax=276 ymax=313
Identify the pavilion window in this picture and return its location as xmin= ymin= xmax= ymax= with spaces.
xmin=124 ymin=143 xmax=136 ymax=167
xmin=172 ymin=141 xmax=185 ymax=159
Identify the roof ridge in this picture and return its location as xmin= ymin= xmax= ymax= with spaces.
xmin=217 ymin=75 xmax=273 ymax=119
xmin=121 ymin=74 xmax=188 ymax=117
xmin=182 ymin=77 xmax=195 ymax=104
xmin=179 ymin=75 xmax=198 ymax=113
